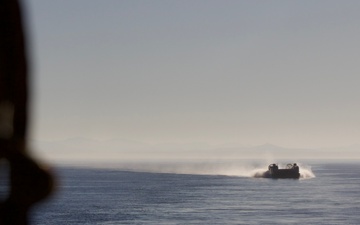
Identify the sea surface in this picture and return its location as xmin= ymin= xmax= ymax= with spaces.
xmin=27 ymin=162 xmax=360 ymax=224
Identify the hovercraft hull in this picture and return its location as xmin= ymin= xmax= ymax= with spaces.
xmin=265 ymin=163 xmax=300 ymax=179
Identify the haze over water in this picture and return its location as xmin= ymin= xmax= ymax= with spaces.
xmin=27 ymin=1 xmax=360 ymax=161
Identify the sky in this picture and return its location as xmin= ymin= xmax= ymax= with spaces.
xmin=25 ymin=0 xmax=360 ymax=152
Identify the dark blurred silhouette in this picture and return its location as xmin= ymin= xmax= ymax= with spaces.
xmin=0 ymin=1 xmax=53 ymax=224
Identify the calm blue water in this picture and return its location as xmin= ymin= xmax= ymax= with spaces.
xmin=30 ymin=163 xmax=360 ymax=224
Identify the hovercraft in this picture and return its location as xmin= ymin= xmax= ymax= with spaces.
xmin=263 ymin=163 xmax=300 ymax=179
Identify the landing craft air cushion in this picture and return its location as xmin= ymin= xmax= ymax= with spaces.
xmin=263 ymin=163 xmax=300 ymax=179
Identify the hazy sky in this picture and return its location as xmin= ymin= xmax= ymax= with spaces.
xmin=26 ymin=1 xmax=360 ymax=149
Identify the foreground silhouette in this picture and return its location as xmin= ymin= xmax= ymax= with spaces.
xmin=0 ymin=1 xmax=53 ymax=224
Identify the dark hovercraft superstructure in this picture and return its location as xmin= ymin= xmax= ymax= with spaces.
xmin=263 ymin=163 xmax=300 ymax=179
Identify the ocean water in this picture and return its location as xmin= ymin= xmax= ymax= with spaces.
xmin=30 ymin=162 xmax=360 ymax=224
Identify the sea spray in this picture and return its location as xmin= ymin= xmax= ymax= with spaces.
xmin=71 ymin=161 xmax=272 ymax=177
xmin=298 ymin=163 xmax=316 ymax=179
xmin=114 ymin=161 xmax=263 ymax=176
